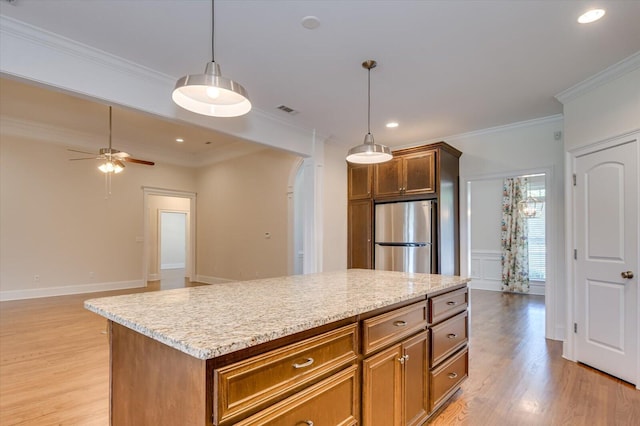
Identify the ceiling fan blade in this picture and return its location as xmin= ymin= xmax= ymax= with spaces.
xmin=67 ymin=148 xmax=97 ymax=155
xmin=69 ymin=157 xmax=100 ymax=161
xmin=123 ymin=157 xmax=155 ymax=166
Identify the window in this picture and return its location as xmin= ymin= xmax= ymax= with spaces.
xmin=526 ymin=176 xmax=546 ymax=281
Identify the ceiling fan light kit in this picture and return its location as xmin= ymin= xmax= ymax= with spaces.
xmin=346 ymin=59 xmax=392 ymax=164
xmin=172 ymin=0 xmax=251 ymax=117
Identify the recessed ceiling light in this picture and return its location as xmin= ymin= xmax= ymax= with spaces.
xmin=386 ymin=122 xmax=399 ymax=128
xmin=175 ymin=138 xmax=184 ymax=143
xmin=301 ymin=16 xmax=320 ymax=30
xmin=578 ymin=9 xmax=605 ymax=24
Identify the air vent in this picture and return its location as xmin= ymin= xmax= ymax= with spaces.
xmin=276 ymin=105 xmax=299 ymax=115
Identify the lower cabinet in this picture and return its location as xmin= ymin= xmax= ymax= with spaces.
xmin=362 ymin=330 xmax=429 ymax=426
xmin=235 ymin=365 xmax=359 ymax=426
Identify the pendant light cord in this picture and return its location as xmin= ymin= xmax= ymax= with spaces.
xmin=367 ymin=65 xmax=371 ymax=135
xmin=211 ymin=0 xmax=215 ymax=62
xmin=108 ymin=106 xmax=112 ymax=151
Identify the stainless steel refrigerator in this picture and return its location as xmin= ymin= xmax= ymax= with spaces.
xmin=374 ymin=200 xmax=434 ymax=273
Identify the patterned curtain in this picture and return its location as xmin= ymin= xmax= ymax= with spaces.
xmin=501 ymin=177 xmax=529 ymax=293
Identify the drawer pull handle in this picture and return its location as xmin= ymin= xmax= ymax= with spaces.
xmin=446 ymin=301 xmax=457 ymax=306
xmin=293 ymin=358 xmax=315 ymax=369
xmin=297 ymin=422 xmax=314 ymax=426
xmin=447 ymin=333 xmax=457 ymax=339
xmin=448 ymin=372 xmax=458 ymax=379
xmin=393 ymin=320 xmax=407 ymax=327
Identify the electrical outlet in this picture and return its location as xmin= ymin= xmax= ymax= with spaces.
xmin=34 ymin=275 xmax=40 ymax=282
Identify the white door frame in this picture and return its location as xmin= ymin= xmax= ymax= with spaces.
xmin=461 ymin=166 xmax=559 ymax=341
xmin=142 ymin=187 xmax=196 ymax=284
xmin=564 ymin=130 xmax=640 ymax=389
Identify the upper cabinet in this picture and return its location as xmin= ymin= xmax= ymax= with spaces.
xmin=374 ymin=151 xmax=435 ymax=198
xmin=348 ymin=163 xmax=373 ymax=200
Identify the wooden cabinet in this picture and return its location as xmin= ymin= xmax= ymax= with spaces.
xmin=235 ymin=365 xmax=359 ymax=426
xmin=347 ymin=142 xmax=461 ymax=275
xmin=427 ymin=287 xmax=469 ymax=413
xmin=214 ymin=324 xmax=358 ymax=424
xmin=348 ymin=199 xmax=373 ymax=268
xmin=362 ymin=331 xmax=429 ymax=426
xmin=374 ymin=151 xmax=435 ymax=198
xmin=348 ymin=163 xmax=373 ymax=200
xmin=361 ymin=301 xmax=430 ymax=426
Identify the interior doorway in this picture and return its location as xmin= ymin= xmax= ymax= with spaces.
xmin=463 ymin=167 xmax=557 ymax=340
xmin=142 ymin=187 xmax=196 ymax=285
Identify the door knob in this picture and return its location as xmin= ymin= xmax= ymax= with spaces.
xmin=621 ymin=271 xmax=634 ymax=279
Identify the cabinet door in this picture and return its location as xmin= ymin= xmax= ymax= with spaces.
xmin=348 ymin=164 xmax=372 ymax=200
xmin=348 ymin=200 xmax=372 ymax=269
xmin=374 ymin=158 xmax=403 ymax=197
xmin=362 ymin=344 xmax=403 ymax=426
xmin=403 ymin=151 xmax=435 ymax=195
xmin=403 ymin=331 xmax=429 ymax=426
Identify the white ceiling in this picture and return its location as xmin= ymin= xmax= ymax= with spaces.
xmin=1 ymin=0 xmax=639 ymax=160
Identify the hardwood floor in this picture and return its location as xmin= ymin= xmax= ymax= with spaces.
xmin=1 ymin=287 xmax=638 ymax=425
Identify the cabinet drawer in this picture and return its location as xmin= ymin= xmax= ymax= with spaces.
xmin=431 ymin=311 xmax=468 ymax=367
xmin=234 ymin=365 xmax=359 ymax=426
xmin=429 ymin=347 xmax=468 ymax=411
xmin=362 ymin=301 xmax=428 ymax=356
xmin=429 ymin=288 xmax=468 ymax=324
xmin=214 ymin=324 xmax=358 ymax=424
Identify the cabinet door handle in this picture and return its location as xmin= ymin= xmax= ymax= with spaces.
xmin=393 ymin=320 xmax=407 ymax=327
xmin=446 ymin=301 xmax=457 ymax=306
xmin=293 ymin=358 xmax=314 ymax=369
xmin=447 ymin=333 xmax=457 ymax=339
xmin=296 ymin=421 xmax=314 ymax=426
xmin=397 ymin=354 xmax=409 ymax=364
xmin=448 ymin=372 xmax=458 ymax=379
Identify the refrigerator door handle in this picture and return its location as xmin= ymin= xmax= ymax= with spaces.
xmin=375 ymin=242 xmax=430 ymax=247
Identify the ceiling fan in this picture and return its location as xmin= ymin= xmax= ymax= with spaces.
xmin=68 ymin=106 xmax=155 ymax=173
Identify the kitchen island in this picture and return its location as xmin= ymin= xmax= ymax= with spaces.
xmin=85 ymin=269 xmax=470 ymax=425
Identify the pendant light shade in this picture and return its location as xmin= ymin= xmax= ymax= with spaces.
xmin=346 ymin=60 xmax=392 ymax=164
xmin=172 ymin=0 xmax=251 ymax=117
xmin=518 ymin=196 xmax=543 ymax=218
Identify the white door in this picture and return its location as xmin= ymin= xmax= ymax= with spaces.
xmin=575 ymin=138 xmax=638 ymax=384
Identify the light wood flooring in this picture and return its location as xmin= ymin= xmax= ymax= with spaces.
xmin=1 ymin=284 xmax=638 ymax=425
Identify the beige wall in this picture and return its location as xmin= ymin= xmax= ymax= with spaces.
xmin=321 ymin=142 xmax=348 ymax=272
xmin=0 ymin=133 xmax=196 ymax=297
xmin=196 ymin=149 xmax=300 ymax=281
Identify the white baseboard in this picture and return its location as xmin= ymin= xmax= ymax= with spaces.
xmin=195 ymin=275 xmax=236 ymax=285
xmin=0 ymin=280 xmax=145 ymax=301
xmin=469 ymin=279 xmax=546 ymax=296
xmin=469 ymin=279 xmax=502 ymax=292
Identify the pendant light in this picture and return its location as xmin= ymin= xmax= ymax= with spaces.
xmin=346 ymin=60 xmax=392 ymax=164
xmin=172 ymin=0 xmax=251 ymax=117
xmin=518 ymin=196 xmax=543 ymax=218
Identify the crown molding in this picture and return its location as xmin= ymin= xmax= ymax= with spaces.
xmin=393 ymin=114 xmax=564 ymax=151
xmin=0 ymin=15 xmax=176 ymax=86
xmin=555 ymin=50 xmax=640 ymax=104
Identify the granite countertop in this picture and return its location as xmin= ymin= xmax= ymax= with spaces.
xmin=84 ymin=269 xmax=470 ymax=360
